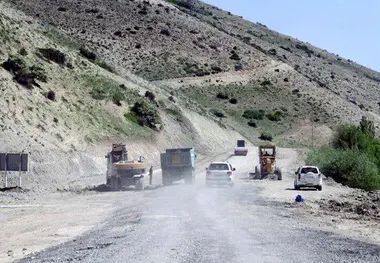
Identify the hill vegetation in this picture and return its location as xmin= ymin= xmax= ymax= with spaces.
xmin=308 ymin=117 xmax=380 ymax=190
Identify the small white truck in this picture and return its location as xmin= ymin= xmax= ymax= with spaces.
xmin=234 ymin=140 xmax=248 ymax=156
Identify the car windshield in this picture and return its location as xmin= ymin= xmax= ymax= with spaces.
xmin=301 ymin=167 xmax=318 ymax=173
xmin=209 ymin=163 xmax=229 ymax=170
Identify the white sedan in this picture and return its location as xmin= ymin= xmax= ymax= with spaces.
xmin=205 ymin=162 xmax=235 ymax=186
xmin=294 ymin=166 xmax=323 ymax=191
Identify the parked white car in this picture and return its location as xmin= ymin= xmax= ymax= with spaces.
xmin=206 ymin=162 xmax=235 ymax=186
xmin=294 ymin=166 xmax=322 ymax=191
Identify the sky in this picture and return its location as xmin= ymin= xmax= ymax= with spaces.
xmin=202 ymin=0 xmax=380 ymax=72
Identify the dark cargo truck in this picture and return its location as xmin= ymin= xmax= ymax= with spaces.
xmin=160 ymin=148 xmax=196 ymax=185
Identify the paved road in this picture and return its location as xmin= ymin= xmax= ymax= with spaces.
xmin=19 ymin=154 xmax=380 ymax=263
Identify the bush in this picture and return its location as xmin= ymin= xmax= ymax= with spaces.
xmin=268 ymin=49 xmax=277 ymax=55
xmin=307 ymin=148 xmax=380 ymax=191
xmin=160 ymin=29 xmax=171 ymax=36
xmin=46 ymin=90 xmax=56 ymax=101
xmin=242 ymin=109 xmax=265 ymax=120
xmin=308 ymin=118 xmax=380 ymax=190
xmin=2 ymin=56 xmax=47 ymax=88
xmin=169 ymin=0 xmax=195 ymax=9
xmin=131 ymin=99 xmax=161 ymax=129
xmin=38 ymin=48 xmax=66 ymax=65
xmin=229 ymin=98 xmax=238 ymax=104
xmin=168 ymin=96 xmax=175 ymax=103
xmin=216 ymin=92 xmax=229 ymax=100
xmin=145 ymin=91 xmax=156 ymax=101
xmin=259 ymin=133 xmax=273 ymax=141
xmin=266 ymin=111 xmax=283 ymax=121
xmin=2 ymin=56 xmax=25 ymax=72
xmin=248 ymin=120 xmax=256 ymax=127
xmin=112 ymin=92 xmax=123 ymax=106
xmin=96 ymin=60 xmax=114 ymax=73
xmin=79 ymin=47 xmax=97 ymax=61
xmin=211 ymin=66 xmax=223 ymax=73
xmin=230 ymin=52 xmax=241 ymax=61
xmin=29 ymin=65 xmax=47 ymax=82
xmin=261 ymin=80 xmax=271 ymax=86
xmin=210 ymin=109 xmax=225 ymax=118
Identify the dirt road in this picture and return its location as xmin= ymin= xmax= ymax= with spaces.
xmin=3 ymin=148 xmax=378 ymax=262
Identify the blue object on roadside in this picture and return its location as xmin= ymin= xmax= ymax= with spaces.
xmin=295 ymin=195 xmax=304 ymax=203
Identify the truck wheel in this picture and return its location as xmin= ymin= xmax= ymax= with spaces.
xmin=275 ymin=168 xmax=282 ymax=180
xmin=163 ymin=175 xmax=172 ymax=186
xmin=294 ymin=184 xmax=300 ymax=190
xmin=110 ymin=177 xmax=120 ymax=191
xmin=135 ymin=177 xmax=144 ymax=190
xmin=185 ymin=171 xmax=194 ymax=185
xmin=255 ymin=166 xmax=262 ymax=179
xmin=185 ymin=176 xmax=193 ymax=185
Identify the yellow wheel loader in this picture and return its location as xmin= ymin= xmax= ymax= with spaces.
xmin=250 ymin=144 xmax=282 ymax=180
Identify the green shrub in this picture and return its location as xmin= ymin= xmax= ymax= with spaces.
xmin=230 ymin=52 xmax=241 ymax=61
xmin=216 ymin=92 xmax=229 ymax=100
xmin=112 ymin=92 xmax=123 ymax=106
xmin=2 ymin=56 xmax=25 ymax=72
xmin=242 ymin=109 xmax=265 ymax=120
xmin=210 ymin=109 xmax=225 ymax=118
xmin=96 ymin=60 xmax=115 ymax=73
xmin=259 ymin=133 xmax=273 ymax=141
xmin=2 ymin=56 xmax=47 ymax=88
xmin=131 ymin=99 xmax=161 ymax=129
xmin=145 ymin=91 xmax=156 ymax=102
xmin=248 ymin=120 xmax=257 ymax=127
xmin=229 ymin=98 xmax=238 ymax=104
xmin=38 ymin=48 xmax=67 ymax=65
xmin=46 ymin=90 xmax=56 ymax=101
xmin=211 ymin=66 xmax=223 ymax=73
xmin=79 ymin=47 xmax=97 ymax=61
xmin=261 ymin=80 xmax=271 ymax=86
xmin=308 ymin=118 xmax=380 ymax=191
xmin=307 ymin=148 xmax=380 ymax=191
xmin=167 ymin=0 xmax=193 ymax=9
xmin=266 ymin=111 xmax=283 ymax=121
xmin=86 ymin=75 xmax=137 ymax=104
xmin=29 ymin=65 xmax=47 ymax=82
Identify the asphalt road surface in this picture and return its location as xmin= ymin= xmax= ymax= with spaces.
xmin=18 ymin=153 xmax=380 ymax=263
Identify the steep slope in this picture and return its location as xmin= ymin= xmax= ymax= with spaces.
xmin=0 ymin=2 xmax=243 ymax=191
xmin=9 ymin=0 xmax=379 ymax=145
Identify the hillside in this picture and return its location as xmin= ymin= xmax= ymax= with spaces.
xmin=8 ymin=0 xmax=380 ymax=140
xmin=0 ymin=0 xmax=379 ymax=190
xmin=0 ymin=2 xmax=243 ymax=191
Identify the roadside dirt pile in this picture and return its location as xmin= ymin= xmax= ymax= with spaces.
xmin=319 ymin=191 xmax=380 ymax=220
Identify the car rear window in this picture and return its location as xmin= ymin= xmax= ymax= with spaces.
xmin=209 ymin=163 xmax=229 ymax=170
xmin=301 ymin=167 xmax=318 ymax=173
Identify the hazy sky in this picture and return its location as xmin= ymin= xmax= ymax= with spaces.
xmin=202 ymin=0 xmax=380 ymax=72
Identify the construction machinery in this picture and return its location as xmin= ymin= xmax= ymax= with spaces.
xmin=234 ymin=140 xmax=248 ymax=156
xmin=160 ymin=148 xmax=195 ymax=185
xmin=250 ymin=144 xmax=282 ymax=180
xmin=105 ymin=144 xmax=146 ymax=191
